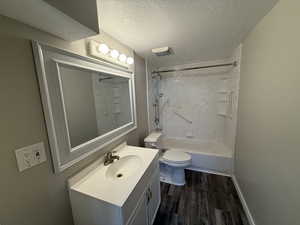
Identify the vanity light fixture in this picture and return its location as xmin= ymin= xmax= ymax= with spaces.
xmin=110 ymin=49 xmax=119 ymax=59
xmin=90 ymin=41 xmax=134 ymax=65
xmin=127 ymin=57 xmax=134 ymax=65
xmin=98 ymin=43 xmax=110 ymax=54
xmin=119 ymin=54 xmax=127 ymax=62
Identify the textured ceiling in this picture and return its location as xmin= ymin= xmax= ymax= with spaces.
xmin=98 ymin=0 xmax=278 ymax=67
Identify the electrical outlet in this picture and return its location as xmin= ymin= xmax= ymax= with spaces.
xmin=15 ymin=142 xmax=47 ymax=172
xmin=32 ymin=147 xmax=46 ymax=164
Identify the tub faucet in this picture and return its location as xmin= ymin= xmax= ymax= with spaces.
xmin=104 ymin=151 xmax=120 ymax=166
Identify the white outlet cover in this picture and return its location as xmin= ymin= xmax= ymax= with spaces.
xmin=15 ymin=142 xmax=47 ymax=172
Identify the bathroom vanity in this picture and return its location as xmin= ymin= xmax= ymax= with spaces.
xmin=68 ymin=143 xmax=160 ymax=225
xmin=33 ymin=41 xmax=160 ymax=225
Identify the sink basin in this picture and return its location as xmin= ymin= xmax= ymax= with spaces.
xmin=69 ymin=144 xmax=159 ymax=206
xmin=106 ymin=155 xmax=143 ymax=180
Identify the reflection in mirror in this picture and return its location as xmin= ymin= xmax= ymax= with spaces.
xmin=59 ymin=65 xmax=132 ymax=148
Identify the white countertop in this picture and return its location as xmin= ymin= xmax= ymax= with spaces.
xmin=69 ymin=144 xmax=158 ymax=207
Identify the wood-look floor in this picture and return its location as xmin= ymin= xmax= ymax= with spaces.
xmin=153 ymin=170 xmax=249 ymax=225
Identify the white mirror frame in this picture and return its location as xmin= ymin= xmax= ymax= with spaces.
xmin=32 ymin=41 xmax=137 ymax=173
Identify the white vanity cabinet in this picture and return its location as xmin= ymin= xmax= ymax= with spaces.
xmin=128 ymin=168 xmax=160 ymax=225
xmin=129 ymin=194 xmax=148 ymax=225
xmin=69 ymin=145 xmax=160 ymax=225
xmin=146 ymin=170 xmax=161 ymax=225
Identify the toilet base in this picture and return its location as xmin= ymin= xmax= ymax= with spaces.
xmin=159 ymin=162 xmax=187 ymax=186
xmin=160 ymin=175 xmax=185 ymax=186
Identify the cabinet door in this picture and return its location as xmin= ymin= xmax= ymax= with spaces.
xmin=147 ymin=170 xmax=161 ymax=225
xmin=130 ymin=193 xmax=148 ymax=225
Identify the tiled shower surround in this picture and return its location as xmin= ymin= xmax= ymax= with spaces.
xmin=155 ymin=68 xmax=239 ymax=147
xmin=148 ymin=50 xmax=241 ymax=167
xmin=92 ymin=74 xmax=131 ymax=135
xmin=159 ymin=73 xmax=226 ymax=142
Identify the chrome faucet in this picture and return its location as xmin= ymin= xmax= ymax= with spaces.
xmin=104 ymin=151 xmax=120 ymax=166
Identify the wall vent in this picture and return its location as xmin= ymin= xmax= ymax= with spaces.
xmin=152 ymin=47 xmax=173 ymax=56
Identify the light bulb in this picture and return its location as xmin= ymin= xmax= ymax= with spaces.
xmin=127 ymin=57 xmax=134 ymax=65
xmin=110 ymin=49 xmax=119 ymax=58
xmin=98 ymin=43 xmax=109 ymax=54
xmin=119 ymin=54 xmax=127 ymax=62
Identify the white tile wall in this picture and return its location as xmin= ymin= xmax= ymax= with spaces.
xmin=159 ymin=72 xmax=229 ymax=142
xmin=147 ymin=49 xmax=241 ymax=154
xmin=92 ymin=74 xmax=132 ymax=135
xmin=223 ymin=46 xmax=241 ymax=152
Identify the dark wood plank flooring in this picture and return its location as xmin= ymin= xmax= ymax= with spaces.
xmin=153 ymin=170 xmax=249 ymax=225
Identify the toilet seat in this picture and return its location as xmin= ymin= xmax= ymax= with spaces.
xmin=162 ymin=150 xmax=191 ymax=164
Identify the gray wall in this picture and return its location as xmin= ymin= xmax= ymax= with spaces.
xmin=0 ymin=34 xmax=148 ymax=225
xmin=127 ymin=54 xmax=149 ymax=146
xmin=235 ymin=1 xmax=300 ymax=225
xmin=0 ymin=15 xmax=133 ymax=63
xmin=44 ymin=0 xmax=99 ymax=33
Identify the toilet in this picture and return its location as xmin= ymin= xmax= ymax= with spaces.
xmin=144 ymin=132 xmax=191 ymax=186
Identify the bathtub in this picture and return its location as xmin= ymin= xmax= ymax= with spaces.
xmin=158 ymin=137 xmax=233 ymax=174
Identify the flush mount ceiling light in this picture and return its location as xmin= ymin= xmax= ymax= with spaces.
xmin=110 ymin=49 xmax=119 ymax=58
xmin=127 ymin=57 xmax=134 ymax=65
xmin=119 ymin=54 xmax=127 ymax=62
xmin=98 ymin=43 xmax=109 ymax=54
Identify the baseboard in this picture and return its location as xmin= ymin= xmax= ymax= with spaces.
xmin=231 ymin=175 xmax=256 ymax=225
xmin=186 ymin=168 xmax=256 ymax=225
xmin=187 ymin=167 xmax=232 ymax=177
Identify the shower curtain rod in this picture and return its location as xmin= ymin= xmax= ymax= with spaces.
xmin=152 ymin=61 xmax=238 ymax=76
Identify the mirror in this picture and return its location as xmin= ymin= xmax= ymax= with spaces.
xmin=60 ymin=65 xmax=132 ymax=148
xmin=32 ymin=42 xmax=136 ymax=173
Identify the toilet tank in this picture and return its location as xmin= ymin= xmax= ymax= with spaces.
xmin=144 ymin=132 xmax=162 ymax=148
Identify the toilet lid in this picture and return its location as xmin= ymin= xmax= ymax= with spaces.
xmin=162 ymin=150 xmax=191 ymax=164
